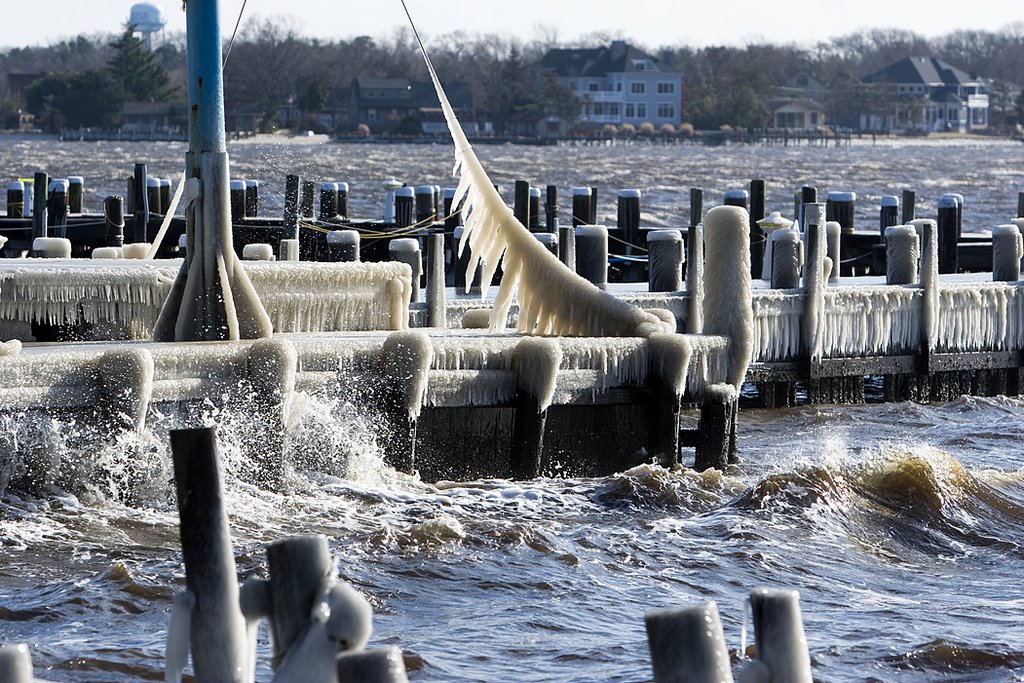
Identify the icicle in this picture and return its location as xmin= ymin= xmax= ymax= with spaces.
xmin=400 ymin=2 xmax=666 ymax=338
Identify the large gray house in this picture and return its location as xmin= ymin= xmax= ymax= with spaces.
xmin=536 ymin=41 xmax=682 ymax=130
xmin=861 ymin=56 xmax=989 ymax=133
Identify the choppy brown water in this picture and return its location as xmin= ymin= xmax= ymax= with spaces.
xmin=1 ymin=137 xmax=1024 ymax=682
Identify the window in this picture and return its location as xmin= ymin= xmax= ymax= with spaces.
xmin=810 ymin=112 xmax=818 ymax=124
xmin=631 ymin=82 xmax=646 ymax=94
xmin=625 ymin=103 xmax=635 ymax=118
xmin=609 ymin=104 xmax=620 ymax=116
xmin=588 ymin=82 xmax=599 ymax=92
xmin=656 ymin=103 xmax=675 ymax=118
xmin=636 ymin=103 xmax=647 ymax=118
xmin=657 ymin=82 xmax=676 ymax=94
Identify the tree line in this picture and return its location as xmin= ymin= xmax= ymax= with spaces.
xmin=2 ymin=17 xmax=1023 ymax=133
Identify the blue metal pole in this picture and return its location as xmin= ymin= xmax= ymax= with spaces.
xmin=186 ymin=0 xmax=227 ymax=156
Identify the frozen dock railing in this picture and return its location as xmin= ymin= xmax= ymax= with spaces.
xmin=0 ymin=259 xmax=411 ymax=338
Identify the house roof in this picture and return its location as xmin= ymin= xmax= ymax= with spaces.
xmin=121 ymin=101 xmax=181 ymax=116
xmin=352 ymin=78 xmax=473 ymax=110
xmin=864 ymin=56 xmax=977 ymax=86
xmin=537 ymin=40 xmax=675 ymax=78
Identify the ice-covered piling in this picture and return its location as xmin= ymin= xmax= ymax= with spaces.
xmin=381 ymin=331 xmax=433 ymax=472
xmin=245 ymin=337 xmax=297 ymax=485
xmin=32 ymin=171 xmax=47 ymax=241
xmin=326 ymin=229 xmax=360 ymax=262
xmin=229 ymin=178 xmax=246 ymax=222
xmin=336 ymin=647 xmax=409 ymax=683
xmin=103 ymin=195 xmax=125 ymax=248
xmin=265 ymin=536 xmax=334 ymax=668
xmin=885 ymin=224 xmax=919 ymax=285
xmin=689 ymin=187 xmax=703 ymax=229
xmin=0 ymin=644 xmax=33 ymax=683
xmin=514 ymin=179 xmax=530 ymax=227
xmin=769 ymin=230 xmax=800 ymax=289
xmin=575 ymin=225 xmax=609 ymax=289
xmin=702 ymin=205 xmax=753 ymax=389
xmin=694 ymin=383 xmax=737 ymax=471
xmin=99 ymin=347 xmax=154 ymax=432
xmin=147 ymin=176 xmax=162 ymax=215
xmin=242 ymin=243 xmax=275 ymax=261
xmin=647 ymin=229 xmax=684 ymax=292
xmin=170 ymin=427 xmax=248 ymax=683
xmin=510 ymin=337 xmax=561 ymax=479
xmin=901 ymin=189 xmax=916 ymax=223
xmin=685 ymin=222 xmax=704 ymax=334
xmin=617 ymin=189 xmax=641 ymax=266
xmin=748 ymin=588 xmax=813 ymax=683
xmin=645 ymin=602 xmax=734 ymax=683
xmin=31 ymin=236 xmax=71 ymax=258
xmin=545 ymin=184 xmax=559 ymax=231
xmin=390 ymin=238 xmax=422 ymax=303
xmin=426 ymin=233 xmax=446 ymax=327
xmin=647 ymin=333 xmax=694 ymax=467
xmin=991 ymin=224 xmax=1022 ymax=282
xmin=558 ymin=225 xmax=576 ymax=270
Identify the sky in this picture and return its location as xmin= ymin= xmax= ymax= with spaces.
xmin=2 ymin=0 xmax=1021 ymax=50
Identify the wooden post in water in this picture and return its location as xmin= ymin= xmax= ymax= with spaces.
xmin=647 ymin=230 xmax=684 ymax=292
xmin=514 ymin=179 xmax=530 ymax=227
xmin=426 ymin=232 xmax=446 ymax=328
xmin=337 ymin=647 xmax=409 ymax=683
xmin=575 ymin=225 xmax=608 ymax=289
xmin=749 ymin=178 xmax=766 ymax=278
xmin=283 ymin=174 xmax=300 ymax=237
xmin=380 ymin=332 xmax=433 ymax=473
xmin=229 ymin=179 xmax=246 ymax=222
xmin=0 ymin=644 xmax=34 ymax=683
xmin=1017 ymin=192 xmax=1024 ymax=219
xmin=415 ymin=184 xmax=435 ymax=224
xmin=545 ymin=184 xmax=558 ymax=232
xmin=300 ymin=179 xmax=317 ymax=218
xmin=147 ymin=176 xmax=162 ymax=216
xmin=132 ymin=163 xmax=149 ymax=243
xmin=558 ymin=225 xmax=576 ymax=271
xmin=6 ymin=180 xmax=24 ymax=218
xmin=689 ymin=187 xmax=703 ymax=229
xmin=617 ymin=189 xmax=642 ymax=281
xmin=245 ymin=179 xmax=259 ymax=217
xmin=32 ymin=171 xmax=48 ymax=241
xmin=319 ymin=182 xmax=339 ymax=221
xmin=390 ymin=238 xmax=422 ymax=303
xmin=879 ymin=195 xmax=899 ymax=240
xmin=336 ymin=181 xmax=349 ymax=219
xmin=685 ymin=223 xmax=704 ymax=333
xmin=170 ymin=427 xmax=248 ymax=683
xmin=326 ymin=229 xmax=359 ymax=262
xmin=571 ymin=187 xmax=591 ymax=227
xmin=901 ymin=189 xmax=916 ymax=224
xmin=47 ymin=178 xmax=69 ymax=238
xmin=394 ymin=187 xmax=414 ymax=229
xmin=749 ymin=588 xmax=813 ymax=683
xmin=245 ymin=338 xmax=297 ymax=488
xmin=266 ymin=535 xmax=334 ymax=669
xmin=937 ymin=194 xmax=959 ymax=274
xmin=509 ymin=338 xmax=560 ymax=479
xmin=68 ymin=175 xmax=84 ymax=214
xmin=645 ymin=602 xmax=733 ymax=683
xmin=103 ymin=195 xmax=125 ymax=248
xmin=694 ymin=383 xmax=735 ymax=471
xmin=529 ymin=186 xmax=541 ymax=229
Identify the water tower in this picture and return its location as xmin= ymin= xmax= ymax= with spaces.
xmin=128 ymin=2 xmax=166 ymax=50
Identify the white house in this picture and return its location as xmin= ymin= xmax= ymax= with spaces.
xmin=862 ymin=56 xmax=989 ymax=133
xmin=536 ymin=41 xmax=682 ymax=130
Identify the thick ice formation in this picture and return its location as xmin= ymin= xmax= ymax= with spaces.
xmin=408 ymin=14 xmax=665 ymax=338
xmin=152 ymin=156 xmax=274 ymax=342
xmin=0 ymin=260 xmax=411 ymax=337
xmin=702 ymin=206 xmax=753 ymax=388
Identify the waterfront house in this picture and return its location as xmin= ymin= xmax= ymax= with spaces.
xmin=767 ymin=97 xmax=827 ymax=130
xmin=535 ymin=41 xmax=682 ymax=131
xmin=861 ymin=56 xmax=989 ymax=133
xmin=349 ymin=78 xmax=477 ymax=135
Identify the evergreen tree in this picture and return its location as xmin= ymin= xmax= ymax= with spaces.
xmin=107 ymin=26 xmax=178 ymax=102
